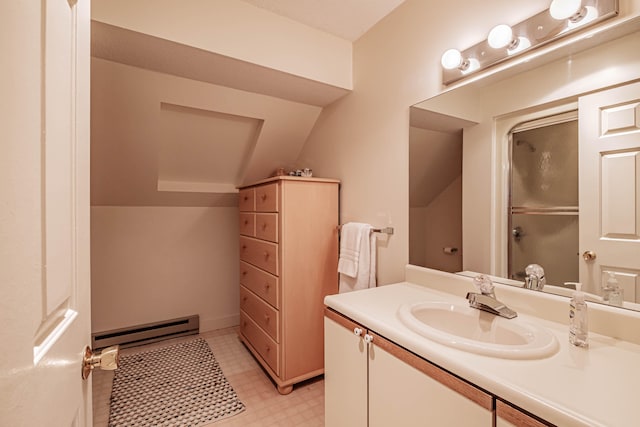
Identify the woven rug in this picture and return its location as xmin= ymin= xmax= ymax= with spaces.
xmin=108 ymin=338 xmax=245 ymax=426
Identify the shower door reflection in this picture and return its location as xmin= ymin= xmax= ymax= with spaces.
xmin=508 ymin=114 xmax=579 ymax=286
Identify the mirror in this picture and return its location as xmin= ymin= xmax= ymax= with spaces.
xmin=410 ymin=17 xmax=640 ymax=311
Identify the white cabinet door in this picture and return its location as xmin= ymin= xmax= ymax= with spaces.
xmin=369 ymin=333 xmax=493 ymax=427
xmin=324 ymin=312 xmax=368 ymax=427
xmin=579 ymin=81 xmax=640 ymax=301
xmin=325 ymin=309 xmax=493 ymax=427
xmin=0 ymin=1 xmax=92 ymax=425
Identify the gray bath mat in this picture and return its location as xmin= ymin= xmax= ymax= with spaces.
xmin=108 ymin=338 xmax=245 ymax=426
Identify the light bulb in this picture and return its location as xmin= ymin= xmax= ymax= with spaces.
xmin=550 ymin=0 xmax=582 ymax=20
xmin=488 ymin=24 xmax=514 ymax=49
xmin=568 ymin=6 xmax=598 ymax=28
xmin=507 ymin=37 xmax=531 ymax=55
xmin=460 ymin=58 xmax=480 ymax=75
xmin=441 ymin=49 xmax=463 ymax=70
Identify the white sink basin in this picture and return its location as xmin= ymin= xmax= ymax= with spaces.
xmin=398 ymin=301 xmax=559 ymax=359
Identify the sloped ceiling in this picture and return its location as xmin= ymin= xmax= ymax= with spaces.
xmin=408 ymin=107 xmax=475 ymax=208
xmin=90 ymin=1 xmax=410 ymax=207
xmin=91 ymin=22 xmax=349 ymax=107
xmin=238 ymin=0 xmax=407 ymax=41
xmin=90 ymin=56 xmax=324 ymax=206
xmin=90 ymin=25 xmax=344 ymax=207
xmin=156 ymin=103 xmax=263 ymax=194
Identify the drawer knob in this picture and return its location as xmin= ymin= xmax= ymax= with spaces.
xmin=264 ymin=314 xmax=270 ymax=322
xmin=242 ymin=270 xmax=247 ymax=276
xmin=261 ymin=194 xmax=267 ymax=201
xmin=264 ymin=283 xmax=270 ymax=290
xmin=264 ymin=251 xmax=270 ymax=259
xmin=265 ymin=346 xmax=271 ymax=352
xmin=353 ymin=327 xmax=363 ymax=337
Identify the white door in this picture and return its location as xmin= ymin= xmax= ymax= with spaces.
xmin=0 ymin=1 xmax=93 ymax=425
xmin=579 ymin=81 xmax=640 ymax=302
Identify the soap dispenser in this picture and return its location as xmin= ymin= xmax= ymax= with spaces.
xmin=568 ymin=282 xmax=588 ymax=348
xmin=602 ymin=272 xmax=613 ymax=302
xmin=606 ymin=272 xmax=624 ymax=307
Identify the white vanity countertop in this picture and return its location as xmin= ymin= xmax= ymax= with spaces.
xmin=325 ymin=281 xmax=640 ymax=427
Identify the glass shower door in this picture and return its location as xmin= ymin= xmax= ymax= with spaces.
xmin=509 ymin=114 xmax=579 ymax=286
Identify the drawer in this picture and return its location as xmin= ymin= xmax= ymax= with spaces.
xmin=239 ymin=188 xmax=255 ymax=211
xmin=255 ymin=213 xmax=278 ymax=242
xmin=239 ymin=213 xmax=255 ymax=237
xmin=239 ymin=236 xmax=279 ymax=276
xmin=255 ymin=182 xmax=278 ymax=212
xmin=240 ymin=286 xmax=279 ymax=342
xmin=240 ymin=261 xmax=279 ymax=308
xmin=241 ymin=311 xmax=279 ymax=375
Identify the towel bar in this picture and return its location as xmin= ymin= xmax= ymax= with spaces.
xmin=336 ymin=225 xmax=394 ymax=235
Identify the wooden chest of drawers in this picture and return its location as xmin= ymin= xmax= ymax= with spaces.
xmin=238 ymin=176 xmax=339 ymax=394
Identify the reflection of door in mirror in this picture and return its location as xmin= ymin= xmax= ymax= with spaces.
xmin=579 ymin=80 xmax=640 ymax=303
xmin=409 ymin=126 xmax=462 ymax=272
xmin=508 ymin=113 xmax=578 ymax=287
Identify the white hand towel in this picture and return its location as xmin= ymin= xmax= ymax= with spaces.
xmin=338 ymin=223 xmax=376 ymax=293
xmin=337 ymin=222 xmax=369 ymax=278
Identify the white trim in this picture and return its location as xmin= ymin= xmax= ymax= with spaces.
xmin=33 ymin=309 xmax=78 ymax=365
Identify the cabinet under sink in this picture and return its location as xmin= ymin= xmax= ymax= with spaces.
xmin=324 ymin=308 xmax=554 ymax=427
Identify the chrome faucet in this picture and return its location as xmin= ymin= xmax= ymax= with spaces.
xmin=524 ymin=264 xmax=545 ymax=291
xmin=466 ymin=275 xmax=517 ymax=319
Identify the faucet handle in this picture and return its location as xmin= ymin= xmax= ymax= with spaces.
xmin=525 ymin=263 xmax=545 ymax=278
xmin=525 ymin=264 xmax=546 ymax=290
xmin=473 ymin=274 xmax=494 ymax=295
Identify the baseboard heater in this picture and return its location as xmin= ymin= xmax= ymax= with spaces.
xmin=92 ymin=315 xmax=199 ymax=349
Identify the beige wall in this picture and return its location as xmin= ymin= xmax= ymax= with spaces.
xmin=424 ymin=176 xmax=463 ymax=272
xmin=91 ymin=207 xmax=239 ymax=333
xmin=408 ymin=207 xmax=426 ymax=266
xmin=90 ymin=57 xmax=322 ymax=334
xmin=295 ymin=0 xmax=551 ymax=284
xmin=408 ymin=124 xmax=462 ymax=271
xmin=297 ymin=0 xmax=640 ymax=283
xmin=409 ymin=176 xmax=463 ymax=272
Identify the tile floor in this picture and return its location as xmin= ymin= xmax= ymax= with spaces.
xmin=92 ymin=327 xmax=325 ymax=426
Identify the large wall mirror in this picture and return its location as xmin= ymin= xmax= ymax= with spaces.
xmin=410 ymin=17 xmax=640 ymax=312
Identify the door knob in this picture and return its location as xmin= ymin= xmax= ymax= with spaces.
xmin=582 ymin=250 xmax=597 ymax=261
xmin=82 ymin=345 xmax=119 ymax=380
xmin=512 ymin=226 xmax=523 ymax=241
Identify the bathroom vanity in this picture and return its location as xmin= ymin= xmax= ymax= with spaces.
xmin=324 ymin=266 xmax=640 ymax=426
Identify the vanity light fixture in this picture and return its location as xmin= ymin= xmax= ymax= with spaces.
xmin=440 ymin=0 xmax=618 ymax=85
xmin=487 ymin=24 xmax=532 ymax=55
xmin=487 ymin=24 xmax=517 ymax=49
xmin=440 ymin=49 xmax=480 ymax=74
xmin=549 ymin=0 xmax=584 ymax=20
xmin=440 ymin=48 xmax=467 ymax=70
xmin=567 ymin=6 xmax=599 ymax=28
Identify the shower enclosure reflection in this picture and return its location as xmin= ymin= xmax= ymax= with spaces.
xmin=508 ymin=113 xmax=579 ymax=286
xmin=409 ymin=20 xmax=640 ymax=312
